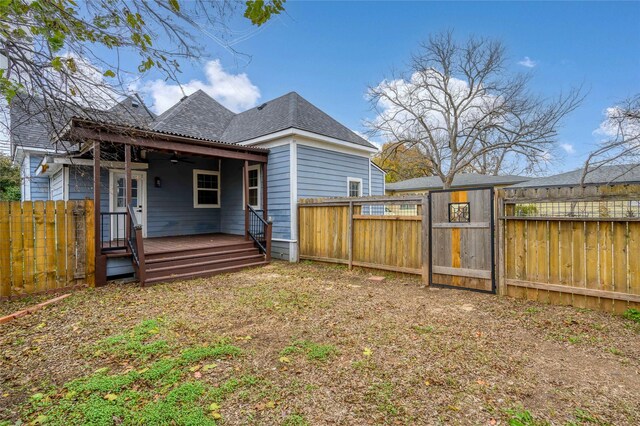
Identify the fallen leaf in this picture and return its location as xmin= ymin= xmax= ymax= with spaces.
xmin=279 ymin=356 xmax=290 ymax=364
xmin=265 ymin=400 xmax=276 ymax=409
xmin=189 ymin=365 xmax=201 ymax=372
xmin=211 ymin=412 xmax=222 ymax=419
xmin=203 ymin=363 xmax=217 ymax=371
xmin=209 ymin=403 xmax=220 ymax=411
xmin=194 ymin=372 xmax=202 ymax=379
xmin=363 ymin=347 xmax=372 ymax=357
xmin=104 ymin=393 xmax=118 ymax=401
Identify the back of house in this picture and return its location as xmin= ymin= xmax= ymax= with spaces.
xmin=10 ymin=90 xmax=385 ymax=274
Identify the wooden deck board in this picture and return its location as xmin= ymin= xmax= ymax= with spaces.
xmin=102 ymin=233 xmax=248 ymax=255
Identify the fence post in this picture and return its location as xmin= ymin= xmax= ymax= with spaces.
xmin=0 ymin=202 xmax=10 ymax=299
xmin=85 ymin=200 xmax=96 ymax=288
xmin=348 ymin=201 xmax=353 ymax=270
xmin=421 ymin=195 xmax=430 ymax=286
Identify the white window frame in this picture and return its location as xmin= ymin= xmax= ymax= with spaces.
xmin=193 ymin=169 xmax=221 ymax=208
xmin=347 ymin=177 xmax=363 ymax=197
xmin=243 ymin=164 xmax=262 ymax=210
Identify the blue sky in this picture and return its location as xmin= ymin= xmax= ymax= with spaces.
xmin=140 ymin=1 xmax=640 ymax=174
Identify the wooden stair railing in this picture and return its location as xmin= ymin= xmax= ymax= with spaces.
xmin=127 ymin=204 xmax=147 ymax=286
xmin=247 ymin=204 xmax=272 ymax=262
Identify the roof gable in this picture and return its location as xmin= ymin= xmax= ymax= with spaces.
xmin=151 ymin=89 xmax=235 ymax=140
xmin=221 ymin=92 xmax=375 ymax=149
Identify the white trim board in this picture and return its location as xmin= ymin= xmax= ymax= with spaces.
xmin=237 ymin=128 xmax=378 ymax=155
xmin=289 ymin=140 xmax=298 ymax=262
xmin=108 ymin=169 xmax=148 ymax=238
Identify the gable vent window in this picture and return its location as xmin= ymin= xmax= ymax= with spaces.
xmin=193 ymin=169 xmax=220 ymax=208
xmin=347 ymin=177 xmax=362 ymax=197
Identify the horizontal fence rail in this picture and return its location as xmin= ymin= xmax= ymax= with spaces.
xmin=0 ymin=200 xmax=95 ymax=300
xmin=498 ymin=185 xmax=640 ymax=314
xmin=298 ymin=196 xmax=428 ymax=278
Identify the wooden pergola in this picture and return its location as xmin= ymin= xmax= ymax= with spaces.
xmin=60 ymin=118 xmax=270 ymax=286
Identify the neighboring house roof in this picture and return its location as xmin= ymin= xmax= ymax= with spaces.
xmin=386 ymin=173 xmax=531 ymax=192
xmin=508 ymin=164 xmax=640 ymax=188
xmin=221 ymin=91 xmax=375 ymax=149
xmin=151 ymin=89 xmax=234 ymax=140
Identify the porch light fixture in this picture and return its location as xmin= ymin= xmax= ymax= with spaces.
xmin=155 ymin=177 xmax=161 ymax=188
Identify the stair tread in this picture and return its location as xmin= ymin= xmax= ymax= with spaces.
xmin=145 ymin=242 xmax=255 ymax=257
xmin=146 ymin=254 xmax=264 ymax=273
xmin=144 ymin=261 xmax=268 ymax=284
xmin=146 ymin=247 xmax=259 ymax=264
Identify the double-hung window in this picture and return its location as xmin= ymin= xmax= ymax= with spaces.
xmin=347 ymin=177 xmax=363 ymax=197
xmin=246 ymin=165 xmax=261 ymax=209
xmin=193 ymin=169 xmax=220 ymax=208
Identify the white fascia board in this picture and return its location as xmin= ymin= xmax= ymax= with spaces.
xmin=237 ymin=127 xmax=378 ymax=155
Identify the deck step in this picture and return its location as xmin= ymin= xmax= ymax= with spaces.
xmin=145 ymin=241 xmax=256 ymax=260
xmin=145 ymin=253 xmax=265 ymax=279
xmin=145 ymin=247 xmax=260 ymax=267
xmin=144 ymin=260 xmax=268 ymax=285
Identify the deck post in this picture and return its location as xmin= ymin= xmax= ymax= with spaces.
xmin=93 ymin=141 xmax=107 ymax=286
xmin=244 ymin=160 xmax=250 ymax=240
xmin=261 ymin=162 xmax=268 ymax=221
xmin=125 ymin=144 xmax=132 ymax=246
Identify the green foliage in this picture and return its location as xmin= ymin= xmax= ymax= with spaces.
xmin=96 ymin=318 xmax=169 ymax=359
xmin=19 ymin=320 xmax=245 ymax=425
xmin=515 ymin=204 xmax=538 ymax=216
xmin=506 ymin=408 xmax=549 ymax=426
xmin=623 ymin=308 xmax=640 ymax=324
xmin=244 ymin=0 xmax=286 ymax=26
xmin=0 ymin=154 xmax=20 ymax=201
xmin=0 ymin=0 xmax=285 ymax=103
xmin=280 ymin=340 xmax=338 ymax=362
xmin=282 ymin=414 xmax=310 ymax=426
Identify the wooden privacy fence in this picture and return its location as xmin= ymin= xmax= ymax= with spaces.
xmin=0 ymin=200 xmax=95 ymax=300
xmin=298 ymin=196 xmax=428 ymax=278
xmin=498 ymin=184 xmax=640 ymax=313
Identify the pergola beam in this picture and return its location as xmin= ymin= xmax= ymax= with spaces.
xmin=70 ymin=127 xmax=268 ymax=163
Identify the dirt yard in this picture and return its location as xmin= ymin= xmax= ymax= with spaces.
xmin=1 ymin=261 xmax=639 ymax=425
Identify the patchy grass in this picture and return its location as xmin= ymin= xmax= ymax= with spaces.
xmin=623 ymin=308 xmax=640 ymax=324
xmin=1 ymin=261 xmax=639 ymax=425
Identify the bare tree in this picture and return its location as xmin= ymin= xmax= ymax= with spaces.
xmin=0 ymin=0 xmax=285 ymax=156
xmin=582 ymin=93 xmax=640 ymax=183
xmin=366 ymin=31 xmax=583 ymax=188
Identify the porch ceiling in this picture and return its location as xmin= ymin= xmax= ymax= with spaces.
xmin=58 ymin=117 xmax=269 ymax=163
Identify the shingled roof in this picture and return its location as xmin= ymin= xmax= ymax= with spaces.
xmin=11 ymin=90 xmax=376 ymax=155
xmin=151 ymin=90 xmax=235 ymax=140
xmin=386 ymin=173 xmax=530 ymax=192
xmin=508 ymin=164 xmax=640 ymax=188
xmin=221 ymin=92 xmax=375 ymax=148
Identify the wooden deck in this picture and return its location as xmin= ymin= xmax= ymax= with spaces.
xmin=143 ymin=233 xmax=247 ymax=255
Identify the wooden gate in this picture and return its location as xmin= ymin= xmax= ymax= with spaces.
xmin=429 ymin=188 xmax=495 ymax=293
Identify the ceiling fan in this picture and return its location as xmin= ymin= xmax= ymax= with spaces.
xmin=169 ymin=153 xmax=195 ymax=165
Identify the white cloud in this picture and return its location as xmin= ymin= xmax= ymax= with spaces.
xmin=518 ymin=57 xmax=537 ymax=68
xmin=142 ymin=60 xmax=260 ymax=114
xmin=561 ymin=143 xmax=575 ymax=154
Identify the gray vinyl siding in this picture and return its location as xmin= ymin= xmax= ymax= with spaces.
xmin=371 ymin=164 xmax=385 ymax=195
xmin=107 ymin=257 xmax=134 ymax=277
xmin=297 ymin=145 xmax=370 ymax=198
xmin=219 ymin=158 xmax=247 ymax=236
xmin=266 ymin=145 xmax=290 ymax=240
xmin=67 ymin=165 xmax=110 ymax=241
xmin=271 ymin=240 xmax=290 ymax=261
xmin=49 ymin=168 xmax=64 ymax=200
xmin=146 ymin=152 xmax=220 ymax=237
xmin=29 ymin=155 xmax=49 ymax=200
